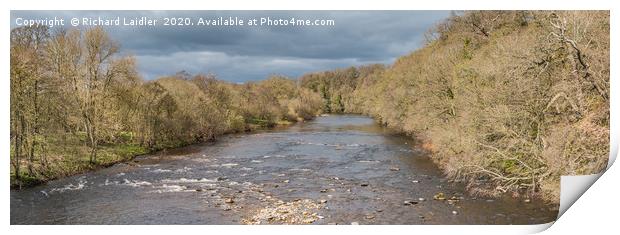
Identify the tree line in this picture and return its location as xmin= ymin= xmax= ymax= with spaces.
xmin=11 ymin=11 xmax=610 ymax=203
xmin=10 ymin=26 xmax=323 ymax=187
xmin=300 ymin=11 xmax=609 ymax=202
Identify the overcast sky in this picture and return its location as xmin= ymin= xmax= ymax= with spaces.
xmin=11 ymin=11 xmax=450 ymax=82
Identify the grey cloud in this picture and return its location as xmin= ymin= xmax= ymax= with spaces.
xmin=11 ymin=10 xmax=450 ymax=81
xmin=136 ymin=51 xmax=391 ymax=82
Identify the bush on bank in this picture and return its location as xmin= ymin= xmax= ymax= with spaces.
xmin=300 ymin=11 xmax=609 ymax=203
xmin=9 ymin=26 xmax=323 ymax=187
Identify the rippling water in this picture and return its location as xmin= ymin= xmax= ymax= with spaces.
xmin=10 ymin=115 xmax=558 ymax=224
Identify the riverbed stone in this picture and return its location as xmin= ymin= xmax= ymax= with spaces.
xmin=243 ymin=197 xmax=324 ymax=225
xmin=404 ymin=200 xmax=419 ymax=206
xmin=433 ymin=192 xmax=446 ymax=201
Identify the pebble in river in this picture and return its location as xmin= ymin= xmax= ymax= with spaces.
xmin=404 ymin=200 xmax=419 ymax=206
xmin=433 ymin=192 xmax=446 ymax=201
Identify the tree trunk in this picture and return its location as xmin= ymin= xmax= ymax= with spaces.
xmin=84 ymin=114 xmax=97 ymax=164
xmin=12 ymin=129 xmax=21 ymax=182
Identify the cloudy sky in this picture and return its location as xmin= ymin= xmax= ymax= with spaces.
xmin=11 ymin=11 xmax=450 ymax=82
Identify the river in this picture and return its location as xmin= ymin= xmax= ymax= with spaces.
xmin=10 ymin=115 xmax=558 ymax=224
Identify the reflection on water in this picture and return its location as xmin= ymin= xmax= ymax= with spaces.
xmin=10 ymin=115 xmax=558 ymax=224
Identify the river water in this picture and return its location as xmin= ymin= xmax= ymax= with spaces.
xmin=10 ymin=115 xmax=558 ymax=224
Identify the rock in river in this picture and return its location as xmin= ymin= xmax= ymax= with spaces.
xmin=403 ymin=200 xmax=419 ymax=206
xmin=433 ymin=192 xmax=446 ymax=201
xmin=243 ymin=198 xmax=324 ymax=225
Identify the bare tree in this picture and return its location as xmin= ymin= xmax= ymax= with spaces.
xmin=10 ymin=24 xmax=49 ymax=183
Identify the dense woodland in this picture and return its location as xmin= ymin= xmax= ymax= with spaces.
xmin=11 ymin=11 xmax=609 ymax=203
xmin=300 ymin=11 xmax=609 ymax=202
xmin=10 ymin=26 xmax=322 ymax=187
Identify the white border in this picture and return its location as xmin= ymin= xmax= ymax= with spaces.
xmin=2 ymin=1 xmax=617 ymax=234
